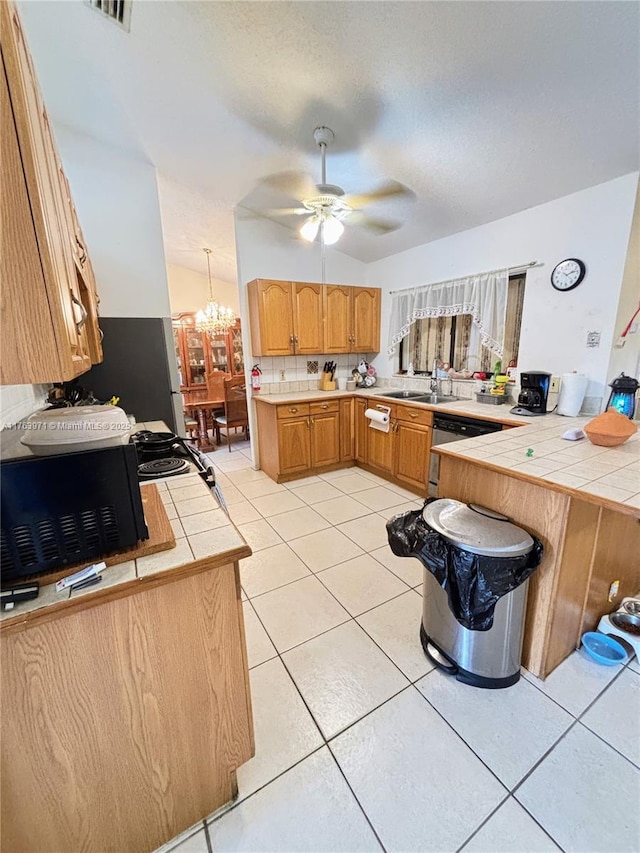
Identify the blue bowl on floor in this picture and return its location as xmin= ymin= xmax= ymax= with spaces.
xmin=581 ymin=631 xmax=626 ymax=665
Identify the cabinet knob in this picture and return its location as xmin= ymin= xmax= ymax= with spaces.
xmin=410 ymin=412 xmax=418 ymax=418
xmin=289 ymin=407 xmax=298 ymax=413
xmin=321 ymin=404 xmax=328 ymax=409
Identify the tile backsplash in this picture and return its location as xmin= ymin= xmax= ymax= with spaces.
xmin=254 ymin=354 xmax=374 ymax=392
xmin=0 ymin=384 xmax=47 ymax=426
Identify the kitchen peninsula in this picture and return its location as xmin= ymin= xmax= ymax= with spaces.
xmin=0 ymin=455 xmax=254 ymax=853
xmin=254 ymin=387 xmax=640 ymax=679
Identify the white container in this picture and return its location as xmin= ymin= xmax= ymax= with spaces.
xmin=557 ymin=373 xmax=589 ymax=417
xmin=337 ymin=377 xmax=347 ymax=390
xmin=20 ymin=405 xmax=132 ymax=456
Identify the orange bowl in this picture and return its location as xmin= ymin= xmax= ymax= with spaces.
xmin=584 ymin=408 xmax=637 ymax=447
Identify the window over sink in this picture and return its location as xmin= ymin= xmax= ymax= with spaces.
xmin=398 ymin=274 xmax=525 ymax=375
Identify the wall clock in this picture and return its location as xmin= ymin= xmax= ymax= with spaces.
xmin=551 ymin=258 xmax=586 ymax=292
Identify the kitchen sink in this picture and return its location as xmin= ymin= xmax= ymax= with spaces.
xmin=377 ymin=390 xmax=426 ymax=399
xmin=412 ymin=395 xmax=461 ymax=404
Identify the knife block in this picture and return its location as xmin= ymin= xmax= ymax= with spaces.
xmin=318 ymin=373 xmax=336 ymax=391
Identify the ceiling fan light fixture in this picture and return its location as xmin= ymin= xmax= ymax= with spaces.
xmin=300 ymin=215 xmax=320 ymax=243
xmin=322 ymin=214 xmax=344 ymax=245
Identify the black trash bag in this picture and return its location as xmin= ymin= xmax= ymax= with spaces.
xmin=386 ymin=502 xmax=543 ymax=631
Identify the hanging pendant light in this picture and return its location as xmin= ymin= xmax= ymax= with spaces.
xmin=195 ymin=248 xmax=236 ymax=335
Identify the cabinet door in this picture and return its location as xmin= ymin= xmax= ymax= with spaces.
xmin=278 ymin=418 xmax=311 ymax=475
xmin=310 ymin=411 xmax=340 ymax=468
xmin=228 ymin=321 xmax=244 ymax=375
xmin=355 ymin=398 xmax=368 ymax=463
xmin=323 ymin=285 xmax=351 ymax=353
xmin=251 ymin=280 xmax=294 ymax=356
xmin=394 ymin=421 xmax=431 ymax=493
xmin=184 ymin=328 xmax=209 ymax=389
xmin=368 ymin=418 xmax=394 ymax=474
xmin=340 ymin=398 xmax=353 ymax=461
xmin=352 ymin=288 xmax=381 ymax=353
xmin=292 ymin=282 xmax=323 ymax=354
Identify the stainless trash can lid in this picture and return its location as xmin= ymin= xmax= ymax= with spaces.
xmin=424 ymin=499 xmax=534 ymax=557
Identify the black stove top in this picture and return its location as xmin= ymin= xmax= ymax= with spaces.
xmin=138 ymin=458 xmax=191 ymax=478
xmin=130 ymin=431 xmax=215 ymax=489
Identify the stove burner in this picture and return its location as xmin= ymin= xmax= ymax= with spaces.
xmin=138 ymin=458 xmax=190 ymax=478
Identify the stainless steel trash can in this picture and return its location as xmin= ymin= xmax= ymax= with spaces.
xmin=420 ymin=500 xmax=536 ymax=688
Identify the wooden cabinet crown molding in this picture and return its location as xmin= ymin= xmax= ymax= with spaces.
xmin=1 ymin=0 xmax=102 ymax=385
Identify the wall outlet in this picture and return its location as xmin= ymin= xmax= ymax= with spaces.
xmin=279 ymin=370 xmax=286 ymax=381
xmin=550 ymin=376 xmax=561 ymax=393
xmin=586 ymin=330 xmax=601 ymax=348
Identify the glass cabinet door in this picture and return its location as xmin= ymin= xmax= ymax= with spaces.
xmin=230 ymin=324 xmax=244 ymax=374
xmin=185 ymin=331 xmax=207 ymax=386
xmin=172 ymin=325 xmax=183 ymax=388
xmin=210 ymin=333 xmax=229 ymax=372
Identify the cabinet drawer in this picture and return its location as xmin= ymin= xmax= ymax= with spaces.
xmin=277 ymin=403 xmax=310 ymax=420
xmin=310 ymin=400 xmax=339 ymax=415
xmin=396 ymin=405 xmax=433 ymax=426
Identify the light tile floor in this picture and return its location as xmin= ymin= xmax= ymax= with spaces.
xmin=158 ymin=439 xmax=640 ymax=853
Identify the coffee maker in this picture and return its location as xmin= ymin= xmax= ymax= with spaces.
xmin=510 ymin=371 xmax=551 ymax=416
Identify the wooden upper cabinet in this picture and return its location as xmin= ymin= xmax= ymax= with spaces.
xmin=352 ymin=287 xmax=381 ymax=352
xmin=292 ymin=282 xmax=323 ymax=353
xmin=323 ymin=285 xmax=352 ymax=353
xmin=0 ymin=1 xmax=102 ymax=384
xmin=248 ymin=279 xmax=295 ymax=356
xmin=249 ymin=279 xmax=381 ymax=358
xmin=324 ymin=285 xmax=381 ymax=354
xmin=248 ymin=280 xmax=323 ymax=356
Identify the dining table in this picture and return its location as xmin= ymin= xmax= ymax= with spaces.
xmin=182 ymin=393 xmax=224 ymax=451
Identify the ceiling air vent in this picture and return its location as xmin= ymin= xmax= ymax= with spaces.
xmin=85 ymin=0 xmax=131 ymax=31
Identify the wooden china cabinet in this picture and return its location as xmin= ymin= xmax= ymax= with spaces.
xmin=172 ymin=314 xmax=243 ymax=398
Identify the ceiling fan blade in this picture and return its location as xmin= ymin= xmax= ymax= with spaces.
xmin=344 ymin=180 xmax=415 ymax=209
xmin=347 ymin=211 xmax=401 ymax=234
xmin=260 ymin=170 xmax=318 ymax=202
xmin=263 ymin=207 xmax=309 ymax=217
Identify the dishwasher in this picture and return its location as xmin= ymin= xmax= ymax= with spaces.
xmin=428 ymin=412 xmax=503 ymax=495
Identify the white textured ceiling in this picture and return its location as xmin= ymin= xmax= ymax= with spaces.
xmin=19 ymin=1 xmax=640 ymax=281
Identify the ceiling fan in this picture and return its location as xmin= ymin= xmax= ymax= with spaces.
xmin=264 ymin=126 xmax=415 ymax=245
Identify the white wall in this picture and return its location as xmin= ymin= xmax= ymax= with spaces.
xmin=166 ymin=263 xmax=240 ymax=316
xmin=607 ymin=184 xmax=640 ymax=392
xmin=368 ymin=173 xmax=639 ymax=401
xmin=55 ymin=126 xmax=171 ymax=319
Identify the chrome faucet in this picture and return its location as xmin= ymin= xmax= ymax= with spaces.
xmin=430 ymin=358 xmax=440 ymax=394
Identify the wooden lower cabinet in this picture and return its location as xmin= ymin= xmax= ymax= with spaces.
xmin=355 ymin=398 xmax=367 ymax=463
xmin=256 ymin=399 xmax=351 ymax=481
xmin=1 ymin=560 xmax=254 ymax=853
xmin=340 ymin=397 xmax=353 ymax=461
xmin=393 ymin=404 xmax=432 ymax=492
xmin=310 ymin=403 xmax=340 ymax=468
xmin=368 ymin=423 xmax=394 ymax=474
xmin=278 ymin=415 xmax=312 ymax=475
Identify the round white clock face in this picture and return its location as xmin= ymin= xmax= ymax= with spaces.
xmin=551 ymin=258 xmax=585 ymax=291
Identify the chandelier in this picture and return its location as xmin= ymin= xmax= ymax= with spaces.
xmin=195 ymin=248 xmax=236 ymax=335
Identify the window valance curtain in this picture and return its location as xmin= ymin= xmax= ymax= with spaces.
xmin=387 ymin=269 xmax=509 ymax=357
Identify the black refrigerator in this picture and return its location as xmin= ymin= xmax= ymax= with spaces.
xmin=82 ymin=317 xmax=185 ymax=435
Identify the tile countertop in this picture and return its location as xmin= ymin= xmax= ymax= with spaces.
xmin=1 ymin=471 xmax=252 ymax=630
xmin=253 ymin=389 xmax=640 ymax=517
xmin=434 ymin=415 xmax=640 ymax=517
xmin=253 ymin=388 xmax=536 ymax=426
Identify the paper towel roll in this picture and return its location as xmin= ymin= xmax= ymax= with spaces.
xmin=365 ymin=408 xmax=390 ymax=433
xmin=558 ymin=373 xmax=589 ymax=417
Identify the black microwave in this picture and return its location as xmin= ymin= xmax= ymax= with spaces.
xmin=1 ymin=444 xmax=148 ymax=582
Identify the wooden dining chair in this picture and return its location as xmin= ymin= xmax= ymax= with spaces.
xmin=205 ymin=371 xmax=229 ymax=444
xmin=214 ymin=375 xmax=249 ymax=451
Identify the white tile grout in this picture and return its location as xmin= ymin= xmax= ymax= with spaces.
xmin=161 ymin=441 xmax=639 ymax=853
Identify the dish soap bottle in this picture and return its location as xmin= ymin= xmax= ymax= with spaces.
xmin=407 ymin=362 xmax=415 ymax=376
